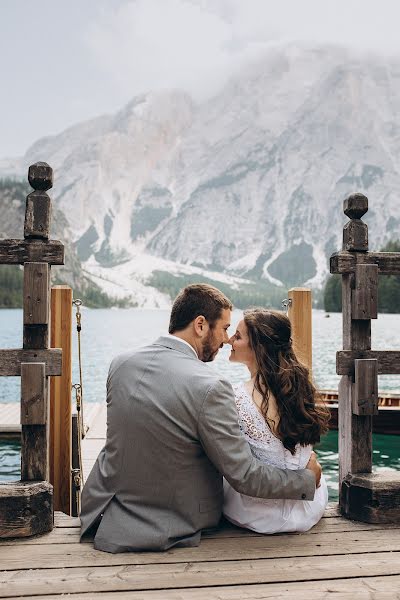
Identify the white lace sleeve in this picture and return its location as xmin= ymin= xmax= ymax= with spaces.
xmin=233 ymin=382 xmax=311 ymax=470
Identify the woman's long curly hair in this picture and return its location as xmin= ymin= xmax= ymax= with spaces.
xmin=243 ymin=308 xmax=330 ymax=454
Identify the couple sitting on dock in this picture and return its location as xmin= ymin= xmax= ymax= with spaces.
xmin=80 ymin=284 xmax=329 ymax=553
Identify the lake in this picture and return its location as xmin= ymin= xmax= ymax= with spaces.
xmin=1 ymin=307 xmax=399 ymax=500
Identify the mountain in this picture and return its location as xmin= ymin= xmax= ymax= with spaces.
xmin=1 ymin=43 xmax=400 ymax=305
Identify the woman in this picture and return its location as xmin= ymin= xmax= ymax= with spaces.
xmin=223 ymin=308 xmax=330 ymax=533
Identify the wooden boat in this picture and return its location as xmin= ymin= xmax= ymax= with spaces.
xmin=319 ymin=390 xmax=400 ymax=435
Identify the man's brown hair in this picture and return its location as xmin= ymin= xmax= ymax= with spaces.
xmin=169 ymin=284 xmax=232 ymax=333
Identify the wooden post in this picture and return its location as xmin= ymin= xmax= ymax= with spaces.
xmin=0 ymin=162 xmax=64 ymax=538
xmin=50 ymin=286 xmax=72 ymax=514
xmin=287 ymin=287 xmax=312 ymax=373
xmin=21 ymin=166 xmax=53 ymax=483
xmin=331 ymin=192 xmax=400 ymax=523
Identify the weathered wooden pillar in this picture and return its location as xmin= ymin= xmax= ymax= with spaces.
xmin=0 ymin=162 xmax=64 ymax=538
xmin=338 ymin=195 xmax=374 ymax=487
xmin=288 ymin=287 xmax=312 ymax=372
xmin=331 ymin=193 xmax=400 ymax=523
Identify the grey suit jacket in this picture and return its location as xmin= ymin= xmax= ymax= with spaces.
xmin=80 ymin=336 xmax=315 ymax=552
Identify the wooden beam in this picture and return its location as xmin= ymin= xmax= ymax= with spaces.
xmin=331 ymin=251 xmax=400 ymax=275
xmin=23 ymin=262 xmax=49 ymax=325
xmin=0 ymin=239 xmax=64 ymax=265
xmin=50 ymin=286 xmax=72 ymax=515
xmin=0 ymin=348 xmax=62 ymax=376
xmin=21 ymin=362 xmax=47 ymax=425
xmin=337 ymin=350 xmax=400 ymax=375
xmin=288 ymin=287 xmax=312 ymax=373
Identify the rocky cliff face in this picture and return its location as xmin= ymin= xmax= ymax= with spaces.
xmin=1 ymin=43 xmax=400 ymax=298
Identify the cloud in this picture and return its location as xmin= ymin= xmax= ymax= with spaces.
xmin=85 ymin=0 xmax=400 ymax=102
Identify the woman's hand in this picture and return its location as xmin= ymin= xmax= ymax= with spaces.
xmin=306 ymin=451 xmax=322 ymax=488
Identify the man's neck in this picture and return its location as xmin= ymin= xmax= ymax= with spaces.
xmin=169 ymin=332 xmax=199 ymax=358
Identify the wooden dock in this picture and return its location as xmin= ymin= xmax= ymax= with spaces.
xmin=1 ymin=402 xmax=400 ymax=598
xmin=0 ymin=504 xmax=399 ymax=598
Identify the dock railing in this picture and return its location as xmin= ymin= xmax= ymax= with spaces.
xmin=330 ymin=193 xmax=400 ymax=523
xmin=0 ymin=162 xmax=64 ymax=537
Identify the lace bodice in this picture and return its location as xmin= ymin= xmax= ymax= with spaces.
xmin=233 ymin=382 xmax=312 ymax=470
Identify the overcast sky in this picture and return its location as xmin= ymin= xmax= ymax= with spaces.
xmin=1 ymin=0 xmax=400 ymax=157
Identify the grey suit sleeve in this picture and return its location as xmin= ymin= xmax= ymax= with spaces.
xmin=197 ymin=379 xmax=315 ymax=501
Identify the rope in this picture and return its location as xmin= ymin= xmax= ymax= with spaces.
xmin=73 ymin=299 xmax=85 ymax=438
xmin=71 ymin=298 xmax=86 ymax=511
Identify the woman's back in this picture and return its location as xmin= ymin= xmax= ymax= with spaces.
xmin=223 ymin=382 xmax=328 ymax=533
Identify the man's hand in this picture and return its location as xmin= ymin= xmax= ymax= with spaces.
xmin=306 ymin=451 xmax=322 ymax=488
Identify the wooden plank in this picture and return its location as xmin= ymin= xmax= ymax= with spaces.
xmin=337 ymin=350 xmax=400 ymax=375
xmin=24 ymin=191 xmax=51 ymax=240
xmin=330 ymin=251 xmax=400 ymax=275
xmin=0 ymin=552 xmax=399 ymax=597
xmin=3 ymin=518 xmax=400 ymax=546
xmin=23 ymin=263 xmax=49 ymax=325
xmin=288 ymin=287 xmax=312 ymax=372
xmin=353 ymin=359 xmax=378 ymax=416
xmin=352 ymin=263 xmax=378 ymax=319
xmin=0 ymin=349 xmax=62 ymax=376
xmin=50 ymin=286 xmax=72 ymax=515
xmin=21 ymin=362 xmax=47 ymax=425
xmin=0 ymin=239 xmax=64 ymax=266
xmin=1 ymin=529 xmax=399 ymax=570
xmin=10 ymin=576 xmax=400 ymax=600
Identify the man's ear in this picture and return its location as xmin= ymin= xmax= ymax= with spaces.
xmin=193 ymin=315 xmax=208 ymax=338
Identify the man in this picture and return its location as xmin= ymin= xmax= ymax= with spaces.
xmin=80 ymin=284 xmax=320 ymax=553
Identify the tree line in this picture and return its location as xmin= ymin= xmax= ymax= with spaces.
xmin=324 ymin=240 xmax=400 ymax=313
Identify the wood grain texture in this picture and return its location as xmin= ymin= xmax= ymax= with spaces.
xmin=4 ymin=516 xmax=399 ymax=546
xmin=352 ymin=263 xmax=378 ymax=320
xmin=49 ymin=286 xmax=72 ymax=515
xmin=0 ymin=239 xmax=64 ymax=265
xmin=331 ymin=250 xmax=400 ymax=275
xmin=23 ymin=262 xmax=49 ymax=325
xmin=0 ymin=349 xmax=62 ymax=376
xmin=288 ymin=287 xmax=312 ymax=372
xmin=24 ymin=191 xmax=51 ymax=240
xmin=337 ymin=350 xmax=400 ymax=375
xmin=0 ymin=552 xmax=399 ymax=597
xmin=343 ymin=219 xmax=368 ymax=251
xmin=20 ymin=424 xmax=49 ymax=481
xmin=353 ymin=359 xmax=378 ymax=416
xmin=0 ymin=481 xmax=53 ymax=539
xmin=341 ymin=472 xmax=400 ymax=524
xmin=23 ymin=324 xmax=48 ymax=349
xmin=20 ymin=362 xmax=47 ymax=425
xmin=1 ymin=529 xmax=400 ymax=570
xmin=6 ymin=577 xmax=399 ymax=600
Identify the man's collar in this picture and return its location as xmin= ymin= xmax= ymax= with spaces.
xmin=155 ymin=334 xmax=198 ymax=359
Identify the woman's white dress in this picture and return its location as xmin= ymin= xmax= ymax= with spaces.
xmin=223 ymin=382 xmax=328 ymax=533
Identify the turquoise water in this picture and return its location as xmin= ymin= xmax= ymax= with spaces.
xmin=1 ymin=308 xmax=399 ymax=500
